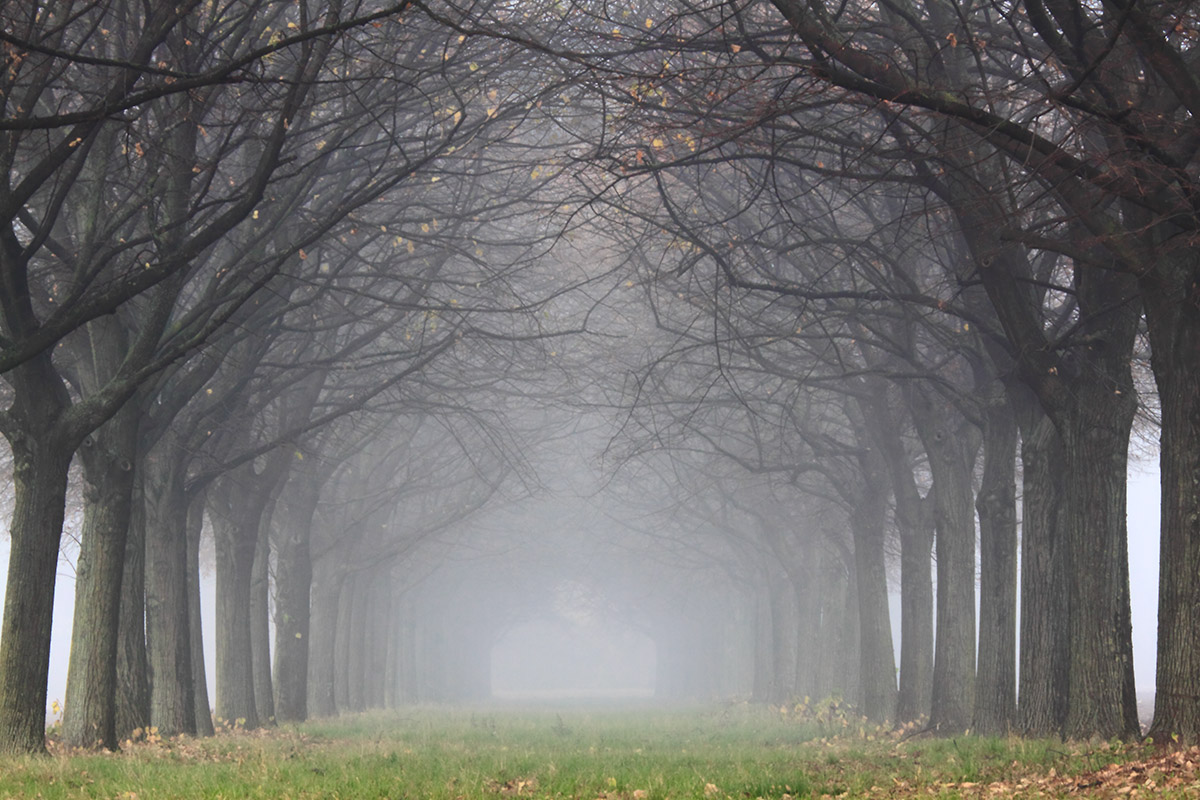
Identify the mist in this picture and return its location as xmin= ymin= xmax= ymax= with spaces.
xmin=0 ymin=0 xmax=1193 ymax=755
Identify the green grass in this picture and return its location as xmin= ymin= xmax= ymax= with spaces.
xmin=0 ymin=704 xmax=1180 ymax=798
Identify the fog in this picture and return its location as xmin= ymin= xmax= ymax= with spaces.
xmin=7 ymin=453 xmax=1160 ymax=724
xmin=491 ymin=617 xmax=656 ymax=699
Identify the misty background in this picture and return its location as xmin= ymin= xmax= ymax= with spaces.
xmin=13 ymin=455 xmax=1161 ymax=719
xmin=2 ymin=0 xmax=1193 ymax=755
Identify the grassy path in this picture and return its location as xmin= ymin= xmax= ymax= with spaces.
xmin=2 ymin=704 xmax=1190 ymax=798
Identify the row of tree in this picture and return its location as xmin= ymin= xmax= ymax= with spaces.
xmin=551 ymin=0 xmax=1188 ymax=741
xmin=2 ymin=0 xmax=1199 ymax=755
xmin=0 ymin=0 xmax=590 ymax=753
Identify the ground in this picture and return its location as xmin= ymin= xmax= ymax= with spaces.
xmin=4 ymin=704 xmax=1194 ymax=798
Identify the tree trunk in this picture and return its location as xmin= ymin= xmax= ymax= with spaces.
xmin=953 ymin=201 xmax=1139 ymax=740
xmin=792 ymin=549 xmax=823 ymax=702
xmin=273 ymin=480 xmax=318 ymax=723
xmin=973 ymin=396 xmax=1018 ymax=735
xmin=115 ymin=470 xmax=151 ymax=741
xmin=366 ymin=578 xmax=390 ymax=707
xmin=383 ymin=587 xmax=398 ymax=709
xmin=209 ymin=472 xmax=262 ymax=730
xmin=396 ymin=596 xmax=418 ymax=704
xmin=209 ymin=449 xmax=292 ymax=729
xmin=251 ymin=505 xmax=275 ymax=725
xmin=751 ymin=576 xmax=775 ymax=703
xmin=1060 ymin=394 xmax=1140 ymax=740
xmin=186 ymin=493 xmax=215 ymax=737
xmin=1144 ymin=273 xmax=1200 ymax=742
xmin=767 ymin=564 xmax=798 ymax=705
xmin=307 ymin=564 xmax=343 ymax=717
xmin=334 ymin=578 xmax=355 ymax=711
xmin=62 ymin=405 xmax=139 ymax=750
xmin=1016 ymin=405 xmax=1069 ymax=737
xmin=345 ymin=578 xmax=369 ymax=711
xmin=896 ymin=511 xmax=933 ymax=725
xmin=838 ymin=552 xmax=861 ymax=707
xmin=848 ymin=464 xmax=898 ymax=724
xmin=909 ymin=391 xmax=979 ymax=734
xmin=143 ymin=446 xmax=197 ymax=737
xmin=0 ymin=431 xmax=73 ymax=754
xmin=928 ymin=449 xmax=978 ymax=734
xmin=869 ymin=395 xmax=934 ymax=725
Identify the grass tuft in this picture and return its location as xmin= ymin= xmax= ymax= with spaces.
xmin=5 ymin=704 xmax=1182 ymax=798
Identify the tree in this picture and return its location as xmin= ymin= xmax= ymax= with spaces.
xmin=0 ymin=0 xmax=425 ymax=752
xmin=752 ymin=0 xmax=1198 ymax=741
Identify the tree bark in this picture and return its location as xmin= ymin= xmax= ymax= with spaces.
xmin=383 ymin=585 xmax=398 ymax=709
xmin=838 ymin=551 xmax=861 ymax=708
xmin=334 ymin=578 xmax=355 ymax=711
xmin=62 ymin=404 xmax=139 ymax=750
xmin=185 ymin=493 xmax=215 ymax=737
xmin=908 ymin=389 xmax=979 ymax=733
xmin=395 ymin=596 xmax=418 ymax=704
xmin=767 ymin=564 xmax=798 ymax=705
xmin=848 ymin=462 xmax=898 ymax=724
xmin=791 ymin=549 xmax=823 ymax=702
xmin=366 ymin=577 xmax=389 ymax=707
xmin=1016 ymin=403 xmax=1069 ymax=736
xmin=973 ymin=395 xmax=1018 ymax=735
xmin=751 ymin=576 xmax=775 ymax=703
xmin=896 ymin=510 xmax=934 ymax=725
xmin=1144 ymin=265 xmax=1200 ymax=742
xmin=209 ymin=467 xmax=264 ymax=730
xmin=251 ymin=504 xmax=275 ymax=725
xmin=0 ymin=428 xmax=73 ymax=753
xmin=345 ymin=578 xmax=369 ymax=711
xmin=273 ymin=475 xmax=318 ymax=723
xmin=307 ymin=563 xmax=343 ymax=717
xmin=115 ymin=471 xmax=151 ymax=741
xmin=143 ymin=444 xmax=197 ymax=737
xmin=1059 ymin=393 xmax=1140 ymax=740
xmin=865 ymin=385 xmax=933 ymax=724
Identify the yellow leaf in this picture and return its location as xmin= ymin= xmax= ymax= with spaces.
xmin=645 ymin=17 xmax=653 ymax=28
xmin=651 ymin=137 xmax=664 ymax=148
xmin=406 ymin=240 xmax=415 ymax=254
xmin=731 ymin=44 xmax=741 ymax=54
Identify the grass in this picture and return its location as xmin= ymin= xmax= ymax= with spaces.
xmin=0 ymin=703 xmax=1187 ymax=798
